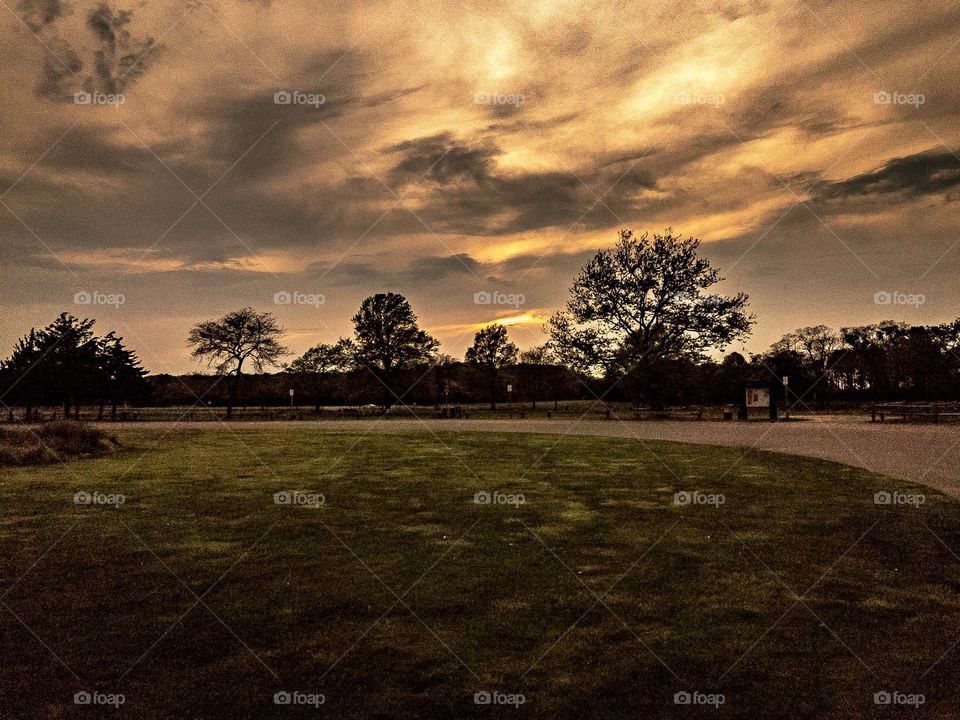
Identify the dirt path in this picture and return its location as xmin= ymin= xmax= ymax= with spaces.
xmin=99 ymin=416 xmax=960 ymax=498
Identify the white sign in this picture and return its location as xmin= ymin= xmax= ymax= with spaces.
xmin=506 ymin=384 xmax=513 ymax=393
xmin=783 ymin=376 xmax=789 ymax=386
xmin=289 ymin=389 xmax=295 ymax=397
xmin=745 ymin=388 xmax=770 ymax=408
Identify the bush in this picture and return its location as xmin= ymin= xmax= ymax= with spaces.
xmin=0 ymin=421 xmax=116 ymax=466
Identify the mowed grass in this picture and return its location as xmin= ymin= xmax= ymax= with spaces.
xmin=2 ymin=428 xmax=960 ymax=718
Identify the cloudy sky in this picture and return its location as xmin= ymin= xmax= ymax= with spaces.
xmin=1 ymin=0 xmax=958 ymax=373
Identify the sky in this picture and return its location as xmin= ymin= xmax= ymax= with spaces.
xmin=0 ymin=0 xmax=958 ymax=374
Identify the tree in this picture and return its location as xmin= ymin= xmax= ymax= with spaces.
xmin=768 ymin=325 xmax=841 ymax=404
xmin=432 ymin=354 xmax=460 ymax=410
xmin=519 ymin=345 xmax=553 ymax=365
xmin=187 ymin=307 xmax=288 ymax=418
xmin=549 ymin=229 xmax=753 ymax=405
xmin=286 ymin=338 xmax=356 ymax=412
xmin=1 ymin=314 xmax=147 ymax=421
xmin=518 ymin=344 xmax=555 ymax=409
xmin=465 ymin=324 xmax=518 ymax=409
xmin=40 ymin=314 xmax=99 ymax=418
xmin=709 ymin=351 xmax=751 ymax=405
xmin=288 ymin=338 xmax=356 ymax=374
xmin=770 ymin=326 xmax=841 ymax=375
xmin=352 ymin=293 xmax=438 ymax=406
xmin=1 ymin=328 xmax=46 ymax=421
xmin=96 ymin=332 xmax=148 ymax=419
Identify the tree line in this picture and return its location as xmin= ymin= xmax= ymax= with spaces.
xmin=0 ymin=314 xmax=147 ymax=420
xmin=3 ymin=229 xmax=960 ymax=418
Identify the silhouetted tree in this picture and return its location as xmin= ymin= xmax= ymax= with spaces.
xmin=288 ymin=338 xmax=356 ymax=373
xmin=465 ymin=324 xmax=518 ymax=409
xmin=187 ymin=307 xmax=288 ymax=418
xmin=432 ymin=354 xmax=460 ymax=409
xmin=1 ymin=315 xmax=147 ymax=420
xmin=1 ymin=328 xmax=46 ymax=421
xmin=352 ymin=293 xmax=438 ymax=406
xmin=96 ymin=332 xmax=148 ymax=419
xmin=767 ymin=325 xmax=842 ymax=405
xmin=518 ymin=344 xmax=555 ymax=409
xmin=41 ymin=314 xmax=99 ymax=418
xmin=286 ymin=338 xmax=356 ymax=411
xmin=549 ymin=229 xmax=753 ymax=406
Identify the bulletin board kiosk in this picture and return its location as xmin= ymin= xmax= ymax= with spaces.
xmin=742 ymin=382 xmax=778 ymax=421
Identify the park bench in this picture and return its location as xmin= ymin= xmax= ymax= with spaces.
xmin=871 ymin=402 xmax=960 ymax=424
xmin=628 ymin=406 xmax=705 ymax=421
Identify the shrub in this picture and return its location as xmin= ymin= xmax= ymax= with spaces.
xmin=0 ymin=421 xmax=116 ymax=466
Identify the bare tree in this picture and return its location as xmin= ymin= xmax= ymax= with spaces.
xmin=187 ymin=307 xmax=288 ymax=418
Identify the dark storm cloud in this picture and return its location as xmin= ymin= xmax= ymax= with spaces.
xmin=35 ymin=37 xmax=83 ymax=97
xmin=182 ymin=50 xmax=418 ymax=176
xmin=85 ymin=3 xmax=159 ymax=93
xmin=709 ymin=1 xmax=770 ymax=22
xmin=484 ymin=112 xmax=579 ymax=133
xmin=18 ymin=0 xmax=68 ymax=31
xmin=599 ymin=148 xmax=660 ymax=168
xmin=301 ymin=254 xmax=483 ymax=290
xmin=812 ymin=148 xmax=960 ymax=201
xmin=0 ymin=42 xmax=434 ymax=267
xmin=405 ymin=253 xmax=481 ymax=280
xmin=385 ymin=133 xmax=496 ymax=186
xmin=23 ymin=0 xmax=161 ymax=98
xmin=382 ymin=132 xmax=659 ymax=235
xmin=359 ymin=84 xmax=429 ymax=108
xmin=304 ymin=259 xmax=380 ymax=280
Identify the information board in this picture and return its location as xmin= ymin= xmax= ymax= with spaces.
xmin=745 ymin=387 xmax=770 ymax=408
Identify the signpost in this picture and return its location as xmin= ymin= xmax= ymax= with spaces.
xmin=782 ymin=376 xmax=789 ymax=419
xmin=289 ymin=388 xmax=294 ymax=408
xmin=507 ymin=384 xmax=513 ymax=418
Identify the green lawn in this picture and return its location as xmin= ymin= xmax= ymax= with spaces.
xmin=1 ymin=428 xmax=958 ymax=718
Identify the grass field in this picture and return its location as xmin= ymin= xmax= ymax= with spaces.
xmin=1 ymin=428 xmax=959 ymax=718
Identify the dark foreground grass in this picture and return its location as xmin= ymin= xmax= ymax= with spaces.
xmin=1 ymin=428 xmax=959 ymax=718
